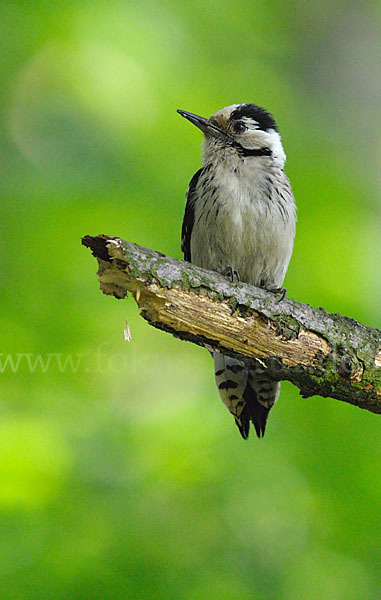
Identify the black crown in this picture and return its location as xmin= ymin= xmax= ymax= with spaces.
xmin=231 ymin=104 xmax=279 ymax=132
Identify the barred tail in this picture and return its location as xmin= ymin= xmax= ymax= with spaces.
xmin=213 ymin=352 xmax=280 ymax=439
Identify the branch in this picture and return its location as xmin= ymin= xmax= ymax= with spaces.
xmin=82 ymin=234 xmax=381 ymax=415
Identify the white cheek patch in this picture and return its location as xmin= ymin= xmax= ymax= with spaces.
xmin=265 ymin=129 xmax=286 ymax=165
xmin=237 ymin=127 xmax=286 ymax=166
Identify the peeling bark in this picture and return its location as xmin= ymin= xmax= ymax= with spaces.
xmin=82 ymin=234 xmax=381 ymax=415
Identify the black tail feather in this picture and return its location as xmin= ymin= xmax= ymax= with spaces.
xmin=235 ymin=384 xmax=270 ymax=440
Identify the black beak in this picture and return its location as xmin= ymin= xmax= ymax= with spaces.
xmin=177 ymin=109 xmax=225 ymax=138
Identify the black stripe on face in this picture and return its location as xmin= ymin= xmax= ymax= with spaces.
xmin=232 ymin=141 xmax=272 ymax=158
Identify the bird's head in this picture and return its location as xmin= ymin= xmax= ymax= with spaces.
xmin=177 ymin=103 xmax=286 ymax=168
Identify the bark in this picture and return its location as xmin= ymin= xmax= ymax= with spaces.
xmin=82 ymin=234 xmax=381 ymax=414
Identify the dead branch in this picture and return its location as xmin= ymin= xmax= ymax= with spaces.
xmin=82 ymin=234 xmax=381 ymax=415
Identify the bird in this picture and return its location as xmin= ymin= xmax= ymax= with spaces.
xmin=177 ymin=103 xmax=296 ymax=439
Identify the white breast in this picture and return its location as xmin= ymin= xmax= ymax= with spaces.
xmin=191 ymin=162 xmax=296 ymax=287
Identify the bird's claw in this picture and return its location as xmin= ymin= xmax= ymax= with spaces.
xmin=218 ymin=265 xmax=240 ymax=282
xmin=269 ymin=287 xmax=287 ymax=302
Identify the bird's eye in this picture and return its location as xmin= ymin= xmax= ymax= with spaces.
xmin=233 ymin=121 xmax=247 ymax=133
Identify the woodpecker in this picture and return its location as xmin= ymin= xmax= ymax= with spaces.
xmin=178 ymin=103 xmax=296 ymax=439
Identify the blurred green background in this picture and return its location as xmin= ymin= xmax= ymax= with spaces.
xmin=1 ymin=1 xmax=380 ymax=598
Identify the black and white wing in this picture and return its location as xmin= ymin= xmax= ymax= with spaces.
xmin=181 ymin=167 xmax=204 ymax=262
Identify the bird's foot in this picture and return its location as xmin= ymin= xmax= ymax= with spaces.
xmin=266 ymin=286 xmax=287 ymax=302
xmin=217 ymin=265 xmax=240 ymax=282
